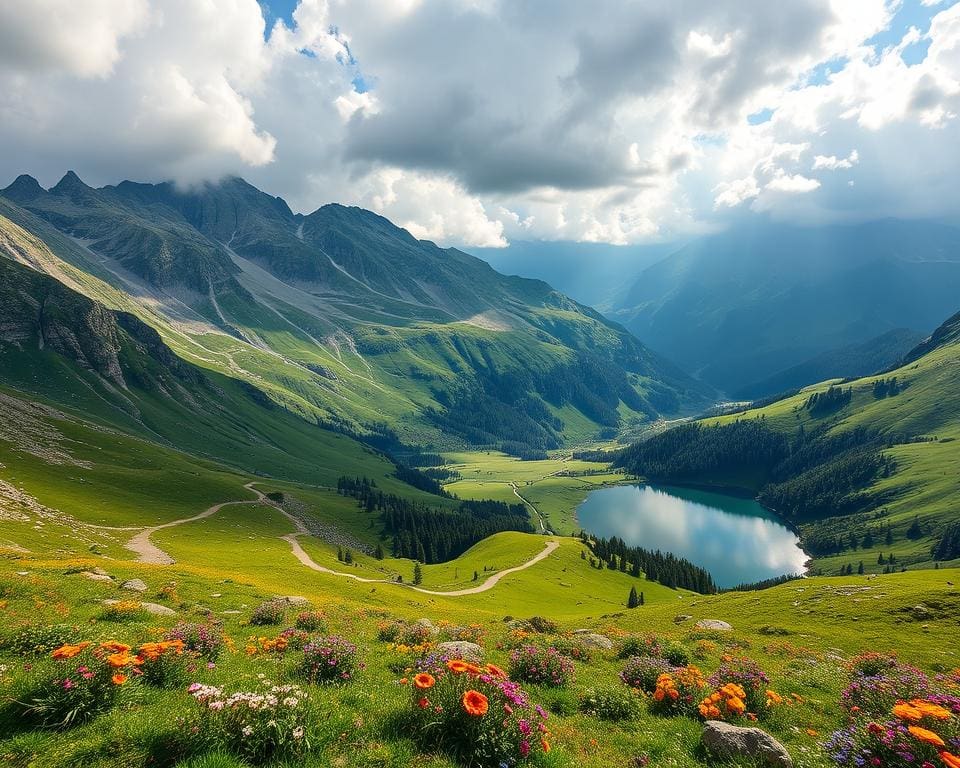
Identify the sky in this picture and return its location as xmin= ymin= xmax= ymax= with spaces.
xmin=0 ymin=0 xmax=958 ymax=248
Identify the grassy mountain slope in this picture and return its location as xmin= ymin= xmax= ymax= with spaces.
xmin=735 ymin=327 xmax=924 ymax=400
xmin=617 ymin=307 xmax=960 ymax=574
xmin=1 ymin=174 xmax=713 ymax=453
xmin=609 ymin=218 xmax=960 ymax=395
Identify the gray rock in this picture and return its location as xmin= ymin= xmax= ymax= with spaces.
xmin=674 ymin=614 xmax=693 ymax=624
xmin=695 ymin=619 xmax=733 ymax=631
xmin=702 ymin=721 xmax=793 ymax=768
xmin=911 ymin=604 xmax=932 ymax=619
xmin=572 ymin=630 xmax=613 ymax=650
xmin=277 ymin=595 xmax=309 ymax=605
xmin=415 ymin=618 xmax=440 ymax=636
xmin=103 ymin=599 xmax=175 ymax=617
xmin=121 ymin=578 xmax=148 ymax=593
xmin=81 ymin=571 xmax=114 ymax=582
xmin=436 ymin=641 xmax=484 ymax=662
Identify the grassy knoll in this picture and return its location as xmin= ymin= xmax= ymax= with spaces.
xmin=443 ymin=451 xmax=626 ymax=535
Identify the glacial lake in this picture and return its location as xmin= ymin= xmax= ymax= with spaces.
xmin=576 ymin=484 xmax=808 ymax=589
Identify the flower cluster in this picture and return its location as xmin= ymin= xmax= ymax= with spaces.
xmin=709 ymin=656 xmax=771 ymax=713
xmin=294 ymin=611 xmax=326 ymax=632
xmin=300 ymin=635 xmax=360 ymax=683
xmin=163 ymin=621 xmax=225 ymax=660
xmin=621 ymin=656 xmax=674 ymax=693
xmin=188 ymin=678 xmax=310 ymax=761
xmin=508 ymin=645 xmax=575 ymax=687
xmin=21 ymin=640 xmax=141 ymax=727
xmin=697 ymin=682 xmax=777 ymax=722
xmin=137 ymin=639 xmax=188 ymax=688
xmin=245 ymin=634 xmax=290 ymax=656
xmin=442 ymin=623 xmax=485 ymax=646
xmin=552 ymin=634 xmax=594 ymax=663
xmin=249 ymin=600 xmax=287 ymax=626
xmin=404 ymin=658 xmax=551 ymax=767
xmin=651 ymin=665 xmax=709 ymax=717
xmin=377 ymin=619 xmax=434 ymax=646
xmin=826 ymin=663 xmax=960 ymax=767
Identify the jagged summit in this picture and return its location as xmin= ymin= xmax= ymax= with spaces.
xmin=2 ymin=174 xmax=45 ymax=202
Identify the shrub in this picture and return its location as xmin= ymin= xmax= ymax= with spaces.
xmin=188 ymin=681 xmax=311 ymax=762
xmin=278 ymin=628 xmax=311 ymax=651
xmin=404 ymin=658 xmax=552 ymax=766
xmin=617 ymin=634 xmax=664 ymax=660
xmin=249 ymin=600 xmax=286 ymax=626
xmin=709 ymin=657 xmax=770 ymax=713
xmin=509 ymin=646 xmax=575 ymax=688
xmin=15 ymin=640 xmax=140 ymax=728
xmin=841 ymin=665 xmax=931 ymax=717
xmin=579 ymin=686 xmax=642 ymax=721
xmin=527 ymin=616 xmax=559 ymax=634
xmin=301 ymin=636 xmax=360 ymax=683
xmin=1 ymin=624 xmax=79 ymax=656
xmin=294 ymin=611 xmax=326 ymax=632
xmin=99 ymin=600 xmax=147 ymax=622
xmin=164 ymin=621 xmax=225 ymax=660
xmin=650 ymin=665 xmax=709 ymax=717
xmin=847 ymin=651 xmax=900 ymax=678
xmin=662 ymin=641 xmax=691 ymax=667
xmin=443 ymin=623 xmax=485 ymax=645
xmin=824 ymin=694 xmax=960 ymax=767
xmin=621 ymin=656 xmax=674 ymax=693
xmin=552 ymin=635 xmax=594 ymax=663
xmin=137 ymin=639 xmax=189 ymax=688
xmin=377 ymin=620 xmax=434 ymax=645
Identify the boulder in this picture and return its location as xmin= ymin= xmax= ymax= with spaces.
xmin=702 ymin=721 xmax=793 ymax=768
xmin=415 ymin=618 xmax=440 ymax=636
xmin=674 ymin=614 xmax=693 ymax=624
xmin=695 ymin=619 xmax=733 ymax=631
xmin=277 ymin=595 xmax=309 ymax=605
xmin=120 ymin=578 xmax=148 ymax=593
xmin=436 ymin=641 xmax=484 ymax=663
xmin=82 ymin=571 xmax=114 ymax=582
xmin=572 ymin=630 xmax=614 ymax=650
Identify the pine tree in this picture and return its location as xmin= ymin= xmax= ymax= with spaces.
xmin=413 ymin=562 xmax=423 ymax=585
xmin=878 ymin=553 xmax=886 ymax=565
xmin=857 ymin=561 xmax=864 ymax=575
xmin=886 ymin=527 xmax=894 ymax=546
xmin=344 ymin=549 xmax=353 ymax=565
xmin=640 ymin=591 xmax=645 ymax=606
xmin=863 ymin=529 xmax=874 ymax=549
xmin=627 ymin=586 xmax=639 ymax=608
xmin=473 ymin=570 xmax=479 ymax=581
xmin=337 ymin=546 xmax=344 ymax=562
xmin=374 ymin=543 xmax=385 ymax=560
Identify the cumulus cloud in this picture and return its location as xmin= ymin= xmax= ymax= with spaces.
xmin=0 ymin=0 xmax=958 ymax=246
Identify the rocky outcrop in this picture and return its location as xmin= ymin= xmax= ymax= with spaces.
xmin=436 ymin=641 xmax=484 ymax=663
xmin=702 ymin=721 xmax=793 ymax=767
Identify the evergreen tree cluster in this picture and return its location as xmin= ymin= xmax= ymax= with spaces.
xmin=872 ymin=377 xmax=902 ymax=399
xmin=805 ymin=385 xmax=852 ymax=416
xmin=581 ymin=533 xmax=716 ymax=594
xmin=337 ymin=475 xmax=533 ymax=564
xmin=615 ymin=421 xmax=894 ymax=526
xmin=720 ymin=573 xmax=802 ymax=593
xmin=933 ymin=522 xmax=960 ymax=561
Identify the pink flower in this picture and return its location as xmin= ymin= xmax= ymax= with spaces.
xmin=62 ymin=678 xmax=74 ymax=690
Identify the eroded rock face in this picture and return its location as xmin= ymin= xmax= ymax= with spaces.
xmin=702 ymin=721 xmax=793 ymax=768
xmin=436 ymin=641 xmax=484 ymax=663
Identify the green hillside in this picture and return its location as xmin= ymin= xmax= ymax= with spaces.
xmin=0 ymin=174 xmax=713 ymax=454
xmin=616 ymin=309 xmax=960 ymax=574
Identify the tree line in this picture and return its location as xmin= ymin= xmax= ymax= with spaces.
xmin=337 ymin=475 xmax=533 ymax=564
xmin=580 ymin=532 xmax=716 ymax=594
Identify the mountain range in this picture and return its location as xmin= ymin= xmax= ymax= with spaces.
xmin=0 ymin=173 xmax=713 ymax=456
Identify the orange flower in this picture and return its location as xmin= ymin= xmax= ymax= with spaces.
xmin=894 ymin=702 xmax=925 ymax=722
xmin=541 ymin=739 xmax=551 ymax=753
xmin=414 ymin=673 xmax=435 ymax=690
xmin=99 ymin=641 xmax=131 ymax=653
xmin=51 ymin=642 xmax=90 ymax=660
xmin=913 ymin=699 xmax=953 ymax=721
xmin=908 ymin=726 xmax=945 ymax=747
xmin=806 ymin=728 xmax=819 ymax=737
xmin=940 ymin=751 xmax=960 ymax=768
xmin=462 ymin=689 xmax=489 ymax=716
xmin=107 ymin=652 xmax=134 ymax=668
xmin=111 ymin=673 xmax=128 ymax=685
xmin=726 ymin=697 xmax=746 ymax=715
xmin=485 ymin=663 xmax=507 ymax=678
xmin=447 ymin=660 xmax=470 ymax=674
xmin=417 ymin=697 xmax=429 ymax=709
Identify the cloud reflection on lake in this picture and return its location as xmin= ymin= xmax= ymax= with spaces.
xmin=576 ymin=484 xmax=808 ymax=588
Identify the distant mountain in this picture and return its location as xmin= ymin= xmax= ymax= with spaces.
xmin=470 ymin=240 xmax=676 ymax=307
xmin=735 ymin=327 xmax=924 ymax=400
xmin=608 ymin=218 xmax=960 ymax=394
xmin=0 ymin=173 xmax=714 ymax=453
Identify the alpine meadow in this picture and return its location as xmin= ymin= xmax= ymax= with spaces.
xmin=1 ymin=3 xmax=959 ymax=768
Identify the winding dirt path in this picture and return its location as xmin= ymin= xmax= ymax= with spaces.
xmin=123 ymin=483 xmax=560 ymax=595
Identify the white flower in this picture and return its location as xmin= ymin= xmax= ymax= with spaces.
xmin=241 ymin=726 xmax=253 ymax=738
xmin=293 ymin=726 xmax=305 ymax=740
xmin=283 ymin=697 xmax=299 ymax=707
